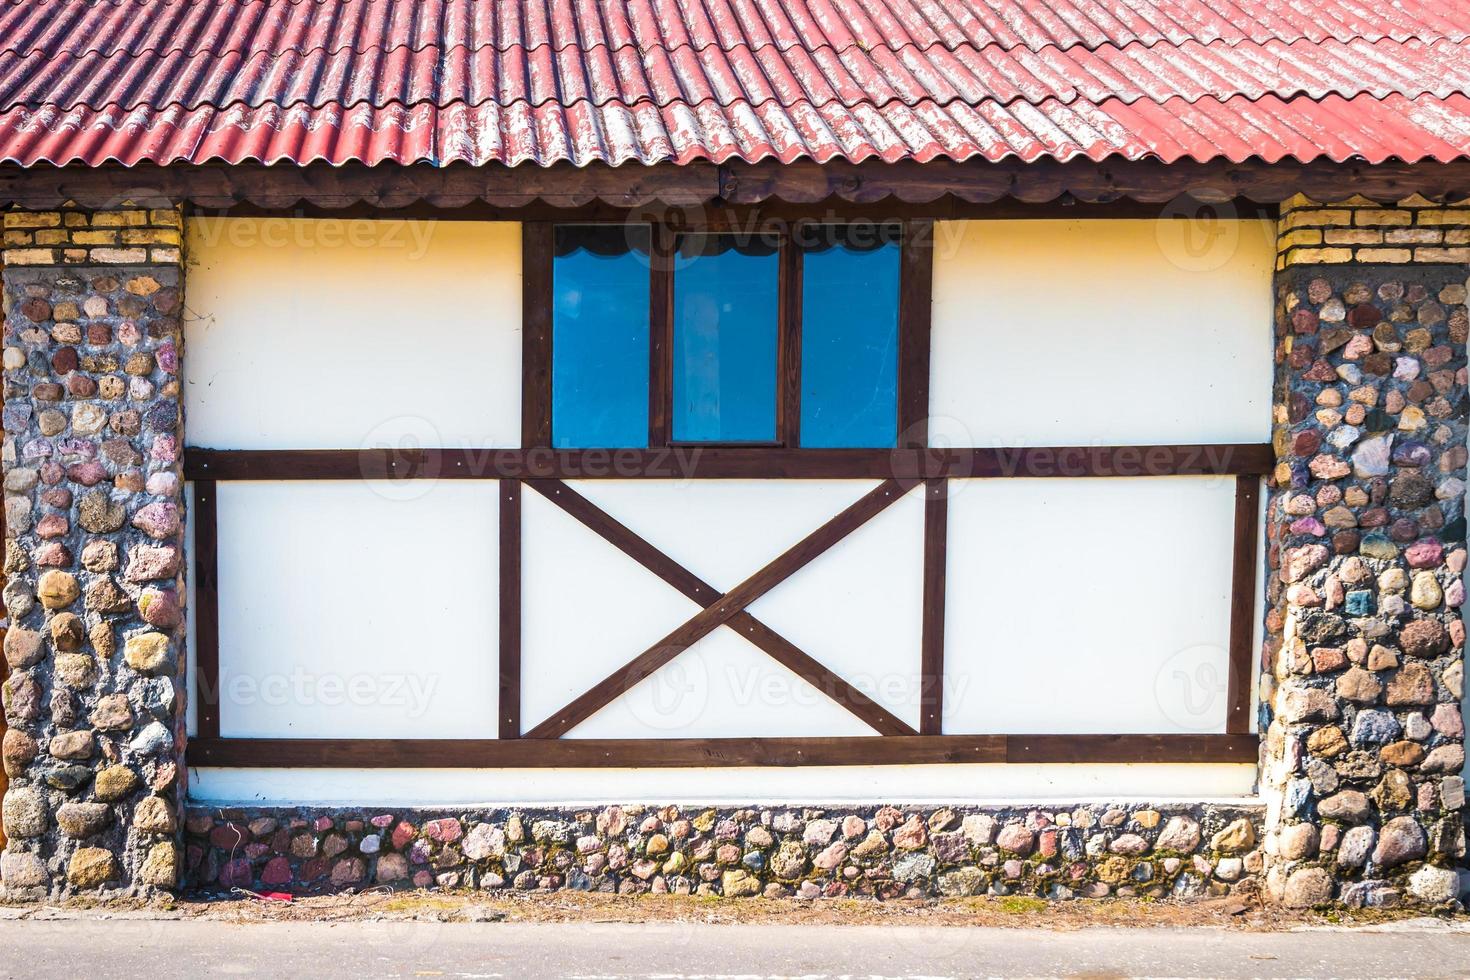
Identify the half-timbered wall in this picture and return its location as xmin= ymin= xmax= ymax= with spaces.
xmin=176 ymin=214 xmax=1266 ymax=806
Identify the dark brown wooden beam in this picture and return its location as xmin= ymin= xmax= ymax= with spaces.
xmin=525 ymin=479 xmax=906 ymax=739
xmin=525 ymin=480 xmax=916 ymax=736
xmin=897 ymin=219 xmax=934 ymax=449
xmin=3 ymin=159 xmax=1468 ymax=211
xmin=191 ymin=480 xmax=221 ymax=740
xmin=1226 ymin=475 xmax=1262 ymax=735
xmin=184 ymin=443 xmax=1274 ymax=481
xmin=498 ymin=480 xmax=522 ymax=739
xmin=521 ymin=222 xmax=554 ymax=449
xmin=1005 ymin=734 xmax=1260 ymax=765
xmin=919 ymin=479 xmax=948 ymax=736
xmin=187 ymin=733 xmax=1258 ymax=768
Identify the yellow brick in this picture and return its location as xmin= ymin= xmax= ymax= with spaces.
xmin=149 ymin=246 xmax=182 ymax=265
xmin=1353 ymin=247 xmax=1412 ymax=263
xmin=1354 ymin=208 xmax=1413 ymax=226
xmin=1416 ymin=209 xmax=1470 ymax=226
xmin=1324 ymin=228 xmax=1382 ymax=245
xmin=61 ymin=248 xmax=88 ymax=263
xmin=1276 ymin=228 xmax=1322 ymax=251
xmin=1398 ymin=193 xmax=1440 ymax=208
xmin=88 ymin=246 xmax=147 ymax=264
xmin=1282 ymin=209 xmax=1354 ymax=231
xmin=1337 ymin=195 xmax=1382 ymax=207
xmin=1446 ymin=228 xmax=1470 ymax=245
xmin=3 ymin=211 xmax=61 ymax=229
xmin=71 ymin=230 xmax=119 ymax=246
xmin=90 ymin=210 xmax=149 ymax=228
xmin=148 ymin=208 xmax=183 ymax=228
xmin=63 ymin=212 xmax=89 ymax=227
xmin=121 ymin=228 xmax=182 ymax=246
xmin=1284 ymin=246 xmax=1354 ymax=264
xmin=1414 ymin=247 xmax=1470 ymax=263
xmin=1385 ymin=228 xmax=1443 ymax=245
xmin=1279 ymin=194 xmax=1317 ymax=212
xmin=2 ymin=230 xmax=31 ymax=245
xmin=32 ymin=229 xmax=67 ymax=245
xmin=1 ymin=247 xmax=55 ymax=264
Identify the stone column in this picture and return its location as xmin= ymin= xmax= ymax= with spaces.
xmin=0 ymin=206 xmax=186 ymax=896
xmin=1261 ymin=195 xmax=1468 ymax=908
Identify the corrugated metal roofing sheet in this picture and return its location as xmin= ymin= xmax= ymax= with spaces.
xmin=4 ymin=93 xmax=1468 ymax=169
xmin=3 ymin=0 xmax=1463 ymax=58
xmin=0 ymin=0 xmax=1466 ymax=169
xmin=3 ymin=37 xmax=1469 ymax=113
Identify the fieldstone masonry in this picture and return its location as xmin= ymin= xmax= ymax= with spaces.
xmin=0 ymin=205 xmax=186 ymax=896
xmin=1261 ymin=196 xmax=1470 ymax=907
xmin=184 ymin=803 xmax=1265 ymax=900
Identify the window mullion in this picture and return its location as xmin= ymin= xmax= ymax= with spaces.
xmin=778 ymin=229 xmax=804 ymax=448
xmin=649 ymin=223 xmax=675 ymax=448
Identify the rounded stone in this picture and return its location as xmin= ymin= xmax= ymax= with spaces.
xmin=1400 ymin=619 xmax=1449 ymax=658
xmin=1278 ymin=823 xmax=1320 ymax=860
xmin=48 ymin=613 xmax=86 ymax=652
xmin=2 ymin=786 xmax=48 ymax=838
xmin=2 ymin=728 xmax=39 ymax=776
xmin=53 ymin=653 xmax=98 ymax=689
xmin=77 ymin=490 xmax=127 ymax=534
xmin=138 ymin=841 xmax=179 ymax=888
xmin=56 ymin=801 xmax=112 ymax=839
xmin=133 ymin=795 xmax=176 ymax=835
xmin=3 ymin=628 xmax=44 ymax=670
xmin=1407 ymin=865 xmax=1459 ymax=904
xmin=1372 ymin=816 xmax=1427 ymax=869
xmin=138 ymin=588 xmax=182 ymax=628
xmin=49 ymin=729 xmax=96 ymax=760
xmin=1282 ymin=867 xmax=1334 ymax=907
xmin=93 ymin=765 xmax=140 ymax=803
xmin=67 ymin=847 xmax=119 ymax=889
xmin=0 ymin=851 xmax=49 ymax=888
xmin=123 ymin=632 xmax=172 ymax=674
xmin=36 ymin=570 xmax=80 ymax=609
xmin=89 ymin=693 xmax=133 ymax=731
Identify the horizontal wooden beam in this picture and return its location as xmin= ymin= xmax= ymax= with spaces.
xmin=187 ymin=733 xmax=1258 ymax=768
xmin=2 ymin=159 xmax=1468 ymax=210
xmin=183 ymin=444 xmax=1273 ymax=482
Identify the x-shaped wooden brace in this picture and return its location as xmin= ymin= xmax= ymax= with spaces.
xmin=523 ymin=478 xmax=916 ymax=738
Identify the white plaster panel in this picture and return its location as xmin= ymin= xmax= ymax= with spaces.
xmin=189 ymin=764 xmax=1258 ymax=805
xmin=943 ymin=476 xmax=1239 ymax=735
xmin=566 ymin=479 xmax=879 ymax=591
xmin=929 ymin=218 xmax=1274 ymax=446
xmin=519 ymin=484 xmax=702 ymax=733
xmin=213 ymin=481 xmax=499 ymax=738
xmin=183 ymin=218 xmax=521 ymax=450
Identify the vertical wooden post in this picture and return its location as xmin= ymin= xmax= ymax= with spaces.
xmin=498 ymin=480 xmax=522 ymax=739
xmin=919 ymin=478 xmax=948 ymax=735
xmin=1226 ymin=474 xmax=1260 ymax=734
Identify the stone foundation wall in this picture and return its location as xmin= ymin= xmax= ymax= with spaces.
xmin=1259 ymin=196 xmax=1470 ymax=908
xmin=0 ymin=206 xmax=186 ymax=897
xmin=184 ymin=803 xmax=1265 ymax=900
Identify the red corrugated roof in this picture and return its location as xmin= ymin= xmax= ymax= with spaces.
xmin=0 ymin=0 xmax=1466 ymax=168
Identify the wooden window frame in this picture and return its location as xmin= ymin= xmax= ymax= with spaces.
xmin=184 ymin=208 xmax=1264 ymax=769
xmin=533 ymin=218 xmax=920 ymax=453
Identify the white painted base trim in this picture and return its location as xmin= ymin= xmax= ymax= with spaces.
xmin=188 ymin=764 xmax=1259 ymax=807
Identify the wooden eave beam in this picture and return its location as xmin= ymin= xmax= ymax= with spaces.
xmin=2 ymin=159 xmax=1469 ymax=211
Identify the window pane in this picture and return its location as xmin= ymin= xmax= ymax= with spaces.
xmin=799 ymin=225 xmax=900 ymax=448
xmin=673 ymin=234 xmax=780 ymax=443
xmin=553 ymin=226 xmax=651 ymax=448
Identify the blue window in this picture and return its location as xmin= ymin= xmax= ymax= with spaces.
xmin=552 ymin=225 xmax=650 ymax=448
xmin=799 ymin=225 xmax=900 ymax=448
xmin=672 ymin=233 xmax=781 ymax=443
xmin=544 ymin=223 xmax=905 ymax=450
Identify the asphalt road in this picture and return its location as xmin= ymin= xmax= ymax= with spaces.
xmin=3 ymin=920 xmax=1469 ymax=979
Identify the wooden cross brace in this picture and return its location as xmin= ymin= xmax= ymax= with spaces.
xmin=522 ymin=479 xmax=917 ymax=739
